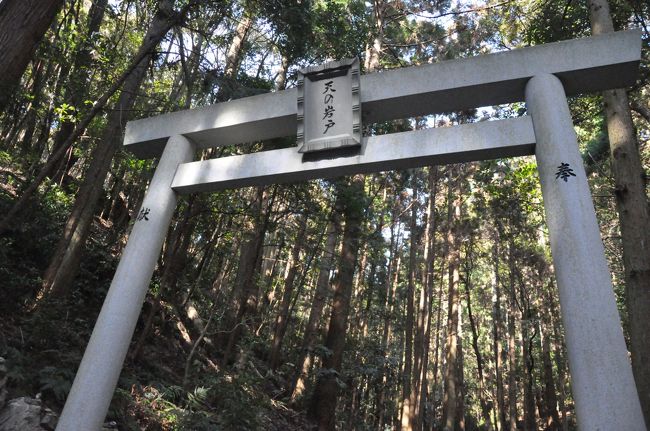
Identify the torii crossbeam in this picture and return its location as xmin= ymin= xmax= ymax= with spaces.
xmin=57 ymin=30 xmax=646 ymax=430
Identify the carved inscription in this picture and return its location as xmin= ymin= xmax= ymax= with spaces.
xmin=555 ymin=162 xmax=576 ymax=182
xmin=296 ymin=58 xmax=361 ymax=154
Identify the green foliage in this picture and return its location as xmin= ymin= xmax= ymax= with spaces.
xmin=0 ymin=184 xmax=73 ymax=308
xmin=260 ymin=0 xmax=313 ymax=60
xmin=308 ymin=0 xmax=369 ymax=61
xmin=38 ymin=366 xmax=75 ymax=403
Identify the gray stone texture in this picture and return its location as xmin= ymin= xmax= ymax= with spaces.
xmin=172 ymin=117 xmax=535 ymax=193
xmin=0 ymin=397 xmax=57 ymax=431
xmin=123 ymin=30 xmax=640 ymax=158
xmin=526 ymin=73 xmax=646 ymax=430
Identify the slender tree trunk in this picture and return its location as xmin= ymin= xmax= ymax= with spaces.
xmin=309 ymin=176 xmax=364 ymax=431
xmin=419 ymin=166 xmax=438 ymax=431
xmin=0 ymin=0 xmax=193 ymax=236
xmin=364 ymin=0 xmax=385 ymax=73
xmin=214 ymin=13 xmax=252 ymax=102
xmin=182 ymin=301 xmax=218 ymax=387
xmin=0 ymin=0 xmax=65 ymax=111
xmin=521 ymin=304 xmax=536 ymax=431
xmin=457 ymin=310 xmax=465 ymax=431
xmin=269 ymin=215 xmax=307 ymax=370
xmin=401 ymin=185 xmax=418 ymax=430
xmin=351 ymin=242 xmax=369 ymax=339
xmin=38 ymin=0 xmax=181 ymax=300
xmin=359 ymin=250 xmax=377 ymax=339
xmin=546 ymin=279 xmax=569 ymax=431
xmin=507 ymin=241 xmax=518 ymax=431
xmin=379 ymin=252 xmax=401 ymax=428
xmin=443 ymin=166 xmax=462 ymax=431
xmin=211 ymin=13 xmax=265 ymax=363
xmin=377 ymin=190 xmax=402 ymax=429
xmin=222 ymin=187 xmax=273 ymax=365
xmin=130 ymin=197 xmax=198 ymax=360
xmin=540 ymin=317 xmax=560 ymax=430
xmin=412 ymin=256 xmax=426 ymax=430
xmin=170 ymin=28 xmax=206 ymax=108
xmin=290 ymin=213 xmax=340 ymax=402
xmin=588 ymin=2 xmax=650 ymax=423
xmin=17 ymin=59 xmax=48 ymax=154
xmin=50 ymin=0 xmax=109 ymax=185
xmin=432 ymin=192 xmax=450 ymax=418
xmin=491 ymin=236 xmax=506 ymax=431
xmin=515 ymin=265 xmax=536 ymax=431
xmin=465 ymin=235 xmax=493 ymax=430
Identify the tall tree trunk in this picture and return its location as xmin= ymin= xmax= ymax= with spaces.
xmin=419 ymin=166 xmax=438 ymax=431
xmin=465 ymin=234 xmax=493 ymax=430
xmin=269 ymin=215 xmax=307 ymax=370
xmin=540 ymin=317 xmax=560 ymax=430
xmin=170 ymin=28 xmax=206 ymax=108
xmin=214 ymin=13 xmax=252 ymax=102
xmin=507 ymin=241 xmax=518 ymax=431
xmin=376 ymin=190 xmax=402 ymax=429
xmin=222 ymin=186 xmax=273 ymax=365
xmin=491 ymin=236 xmax=506 ymax=431
xmin=290 ymin=212 xmax=340 ymax=402
xmin=432 ymin=183 xmax=450 ymax=419
xmin=519 ymin=274 xmax=536 ymax=431
xmin=350 ymin=241 xmax=369 ymax=339
xmin=443 ymin=166 xmax=462 ymax=431
xmin=38 ymin=0 xmax=180 ymax=300
xmin=364 ymin=0 xmax=385 ymax=72
xmin=309 ymin=176 xmax=364 ymax=431
xmin=0 ymin=0 xmax=194 ymax=236
xmin=50 ymin=0 xmax=109 ymax=185
xmin=457 ymin=310 xmax=465 ymax=431
xmin=17 ymin=59 xmax=48 ymax=155
xmin=401 ymin=185 xmax=418 ymax=430
xmin=0 ymin=0 xmax=65 ymax=111
xmin=588 ymin=2 xmax=650 ymax=423
xmin=545 ymin=278 xmax=570 ymax=431
xmin=358 ymin=245 xmax=377 ymax=339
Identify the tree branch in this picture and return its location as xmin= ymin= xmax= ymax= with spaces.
xmin=405 ymin=0 xmax=515 ymax=21
xmin=0 ymin=1 xmax=196 ymax=236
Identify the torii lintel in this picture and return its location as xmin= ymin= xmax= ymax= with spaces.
xmin=123 ymin=30 xmax=640 ymax=159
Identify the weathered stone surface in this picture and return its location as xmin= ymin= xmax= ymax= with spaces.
xmin=123 ymin=30 xmax=641 ymax=158
xmin=0 ymin=397 xmax=47 ymax=431
xmin=0 ymin=396 xmax=61 ymax=431
xmin=39 ymin=407 xmax=58 ymax=431
xmin=527 ymin=73 xmax=645 ymax=430
xmin=172 ymin=117 xmax=535 ymax=194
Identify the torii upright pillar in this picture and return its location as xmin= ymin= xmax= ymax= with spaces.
xmin=56 ymin=135 xmax=195 ymax=431
xmin=527 ymin=73 xmax=646 ymax=430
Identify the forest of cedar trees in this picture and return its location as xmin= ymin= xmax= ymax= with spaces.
xmin=0 ymin=0 xmax=648 ymax=430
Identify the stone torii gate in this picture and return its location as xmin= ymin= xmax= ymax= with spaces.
xmin=57 ymin=30 xmax=646 ymax=430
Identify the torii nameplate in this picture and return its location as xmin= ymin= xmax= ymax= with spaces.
xmin=297 ymin=57 xmax=361 ymax=153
